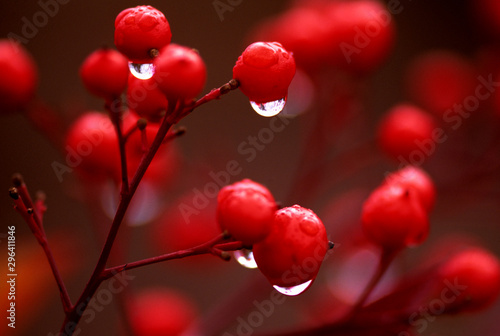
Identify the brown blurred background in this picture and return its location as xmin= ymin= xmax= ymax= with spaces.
xmin=1 ymin=0 xmax=499 ymax=335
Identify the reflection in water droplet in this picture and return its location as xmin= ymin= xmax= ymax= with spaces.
xmin=128 ymin=62 xmax=155 ymax=80
xmin=250 ymin=97 xmax=287 ymax=117
xmin=273 ymin=279 xmax=313 ymax=296
xmin=234 ymin=249 xmax=257 ymax=269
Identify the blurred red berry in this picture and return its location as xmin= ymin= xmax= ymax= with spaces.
xmin=153 ymin=44 xmax=207 ymax=101
xmin=377 ymin=104 xmax=438 ymax=163
xmin=233 ymin=42 xmax=296 ymax=104
xmin=253 ymin=205 xmax=329 ymax=288
xmin=128 ymin=288 xmax=198 ymax=336
xmin=361 ymin=183 xmax=429 ymax=250
xmin=79 ymin=47 xmax=129 ymax=100
xmin=65 ymin=111 xmax=119 ymax=181
xmin=217 ymin=179 xmax=277 ymax=245
xmin=127 ymin=74 xmax=169 ymax=123
xmin=437 ymin=248 xmax=500 ymax=313
xmin=114 ymin=5 xmax=172 ymax=63
xmin=406 ymin=50 xmax=476 ymax=118
xmin=0 ymin=40 xmax=38 ymax=111
xmin=383 ymin=165 xmax=436 ymax=212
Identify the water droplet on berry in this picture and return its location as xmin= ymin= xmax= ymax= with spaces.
xmin=129 ymin=62 xmax=155 ymax=80
xmin=273 ymin=279 xmax=313 ymax=296
xmin=250 ymin=97 xmax=287 ymax=117
xmin=234 ymin=249 xmax=257 ymax=269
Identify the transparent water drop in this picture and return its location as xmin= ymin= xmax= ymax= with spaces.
xmin=128 ymin=62 xmax=155 ymax=80
xmin=273 ymin=279 xmax=313 ymax=296
xmin=250 ymin=97 xmax=286 ymax=117
xmin=233 ymin=249 xmax=257 ymax=269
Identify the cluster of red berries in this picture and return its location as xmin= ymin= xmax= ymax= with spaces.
xmin=217 ymin=179 xmax=329 ymax=289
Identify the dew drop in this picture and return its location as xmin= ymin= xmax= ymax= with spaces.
xmin=129 ymin=62 xmax=155 ymax=80
xmin=234 ymin=249 xmax=257 ymax=269
xmin=273 ymin=279 xmax=313 ymax=296
xmin=250 ymin=97 xmax=287 ymax=117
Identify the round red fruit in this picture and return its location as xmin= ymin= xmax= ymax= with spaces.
xmin=383 ymin=165 xmax=436 ymax=212
xmin=253 ymin=205 xmax=329 ymax=288
xmin=114 ymin=5 xmax=172 ymax=63
xmin=127 ymin=288 xmax=198 ymax=336
xmin=437 ymin=248 xmax=500 ymax=313
xmin=233 ymin=42 xmax=295 ymax=104
xmin=65 ymin=111 xmax=119 ymax=181
xmin=361 ymin=183 xmax=429 ymax=250
xmin=127 ymin=74 xmax=169 ymax=123
xmin=153 ymin=44 xmax=207 ymax=101
xmin=0 ymin=40 xmax=38 ymax=111
xmin=377 ymin=104 xmax=437 ymax=162
xmin=217 ymin=179 xmax=277 ymax=245
xmin=79 ymin=48 xmax=129 ymax=100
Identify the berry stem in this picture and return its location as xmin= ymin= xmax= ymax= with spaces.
xmin=348 ymin=248 xmax=399 ymax=317
xmin=182 ymin=79 xmax=239 ymax=116
xmin=105 ymin=97 xmax=130 ymax=194
xmin=101 ymin=234 xmax=242 ymax=278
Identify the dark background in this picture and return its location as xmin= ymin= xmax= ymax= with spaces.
xmin=0 ymin=0 xmax=499 ymax=335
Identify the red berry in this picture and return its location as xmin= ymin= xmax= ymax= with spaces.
xmin=153 ymin=44 xmax=207 ymax=101
xmin=325 ymin=0 xmax=395 ymax=73
xmin=437 ymin=248 xmax=500 ymax=312
xmin=0 ymin=40 xmax=38 ymax=111
xmin=361 ymin=183 xmax=429 ymax=250
xmin=383 ymin=165 xmax=436 ymax=212
xmin=406 ymin=50 xmax=476 ymax=117
xmin=121 ymin=112 xmax=179 ymax=186
xmin=127 ymin=74 xmax=169 ymax=123
xmin=253 ymin=205 xmax=328 ymax=288
xmin=377 ymin=104 xmax=437 ymax=162
xmin=65 ymin=111 xmax=119 ymax=181
xmin=127 ymin=288 xmax=198 ymax=336
xmin=114 ymin=5 xmax=172 ymax=63
xmin=233 ymin=42 xmax=296 ymax=104
xmin=217 ymin=179 xmax=277 ymax=245
xmin=79 ymin=48 xmax=129 ymax=100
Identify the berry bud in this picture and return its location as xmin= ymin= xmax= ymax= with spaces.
xmin=114 ymin=5 xmax=172 ymax=63
xmin=217 ymin=179 xmax=277 ymax=245
xmin=361 ymin=183 xmax=429 ymax=250
xmin=377 ymin=104 xmax=438 ymax=162
xmin=79 ymin=48 xmax=129 ymax=100
xmin=436 ymin=248 xmax=500 ymax=313
xmin=383 ymin=165 xmax=436 ymax=212
xmin=153 ymin=44 xmax=207 ymax=101
xmin=253 ymin=205 xmax=328 ymax=289
xmin=0 ymin=40 xmax=38 ymax=111
xmin=233 ymin=42 xmax=296 ymax=104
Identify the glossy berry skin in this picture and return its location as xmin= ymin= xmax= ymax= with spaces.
xmin=0 ymin=40 xmax=38 ymax=111
xmin=437 ymin=248 xmax=500 ymax=313
xmin=114 ymin=5 xmax=172 ymax=63
xmin=383 ymin=165 xmax=436 ymax=212
xmin=253 ymin=205 xmax=328 ymax=288
xmin=127 ymin=74 xmax=169 ymax=123
xmin=153 ymin=44 xmax=207 ymax=101
xmin=377 ymin=104 xmax=437 ymax=162
xmin=361 ymin=183 xmax=429 ymax=250
xmin=79 ymin=48 xmax=129 ymax=100
xmin=217 ymin=179 xmax=277 ymax=245
xmin=65 ymin=112 xmax=119 ymax=181
xmin=128 ymin=288 xmax=198 ymax=336
xmin=233 ymin=42 xmax=296 ymax=104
